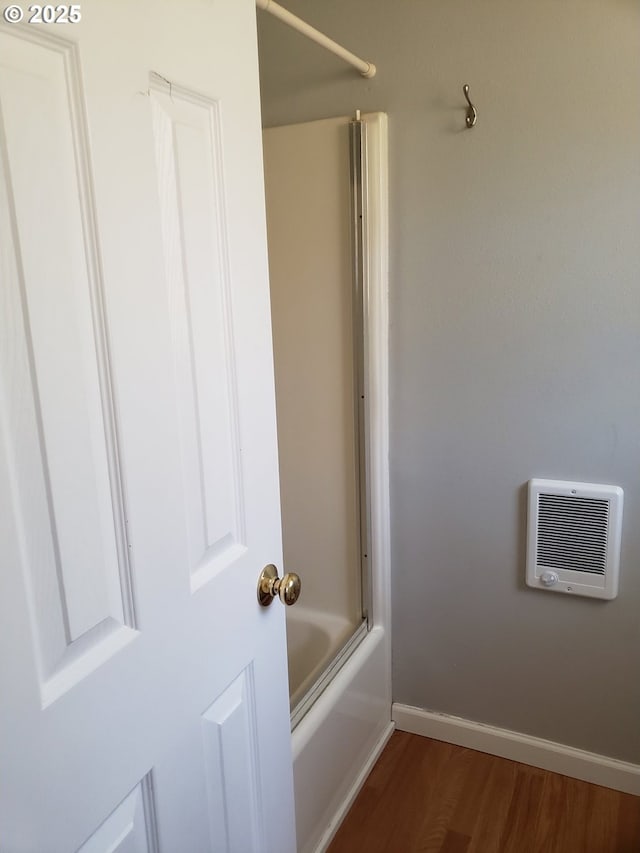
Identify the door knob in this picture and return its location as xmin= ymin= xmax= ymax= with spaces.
xmin=257 ymin=564 xmax=301 ymax=607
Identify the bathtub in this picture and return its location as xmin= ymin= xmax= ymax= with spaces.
xmin=288 ymin=610 xmax=392 ymax=853
xmin=286 ymin=607 xmax=356 ymax=711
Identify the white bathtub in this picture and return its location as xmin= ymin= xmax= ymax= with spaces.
xmin=288 ymin=613 xmax=392 ymax=853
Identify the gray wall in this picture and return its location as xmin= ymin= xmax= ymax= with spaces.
xmin=257 ymin=0 xmax=640 ymax=763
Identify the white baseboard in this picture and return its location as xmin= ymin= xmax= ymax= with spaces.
xmin=392 ymin=703 xmax=640 ymax=796
xmin=314 ymin=721 xmax=395 ymax=853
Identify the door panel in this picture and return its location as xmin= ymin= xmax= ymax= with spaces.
xmin=0 ymin=3 xmax=295 ymax=851
xmin=149 ymin=80 xmax=247 ymax=590
xmin=77 ymin=777 xmax=158 ymax=853
xmin=202 ymin=666 xmax=262 ymax=852
xmin=0 ymin=27 xmax=134 ymax=702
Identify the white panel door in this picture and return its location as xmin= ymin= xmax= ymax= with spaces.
xmin=0 ymin=2 xmax=295 ymax=851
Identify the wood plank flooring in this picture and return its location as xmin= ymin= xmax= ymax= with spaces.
xmin=327 ymin=732 xmax=640 ymax=853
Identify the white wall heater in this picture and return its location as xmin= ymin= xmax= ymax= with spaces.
xmin=526 ymin=478 xmax=623 ymax=600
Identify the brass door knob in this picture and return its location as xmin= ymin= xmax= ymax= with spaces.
xmin=257 ymin=564 xmax=301 ymax=607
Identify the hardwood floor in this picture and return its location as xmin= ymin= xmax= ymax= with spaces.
xmin=327 ymin=732 xmax=640 ymax=853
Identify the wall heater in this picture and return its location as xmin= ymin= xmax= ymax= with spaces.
xmin=526 ymin=478 xmax=623 ymax=600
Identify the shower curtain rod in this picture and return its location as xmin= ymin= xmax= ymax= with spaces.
xmin=255 ymin=0 xmax=376 ymax=78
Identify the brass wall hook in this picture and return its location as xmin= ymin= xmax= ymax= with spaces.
xmin=463 ymin=84 xmax=477 ymax=128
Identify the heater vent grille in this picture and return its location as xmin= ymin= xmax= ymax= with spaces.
xmin=537 ymin=493 xmax=609 ymax=575
xmin=526 ymin=479 xmax=623 ymax=600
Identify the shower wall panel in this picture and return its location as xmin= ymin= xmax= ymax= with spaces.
xmin=263 ymin=116 xmax=361 ymax=629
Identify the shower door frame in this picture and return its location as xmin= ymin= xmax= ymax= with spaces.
xmin=288 ymin=111 xmax=388 ymax=730
xmin=350 ymin=111 xmax=373 ymax=631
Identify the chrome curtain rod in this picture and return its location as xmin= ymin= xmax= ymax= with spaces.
xmin=255 ymin=0 xmax=376 ymax=78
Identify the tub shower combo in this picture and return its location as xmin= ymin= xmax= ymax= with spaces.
xmin=263 ymin=109 xmax=390 ymax=853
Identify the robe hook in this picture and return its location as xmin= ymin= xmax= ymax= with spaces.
xmin=463 ymin=84 xmax=477 ymax=128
